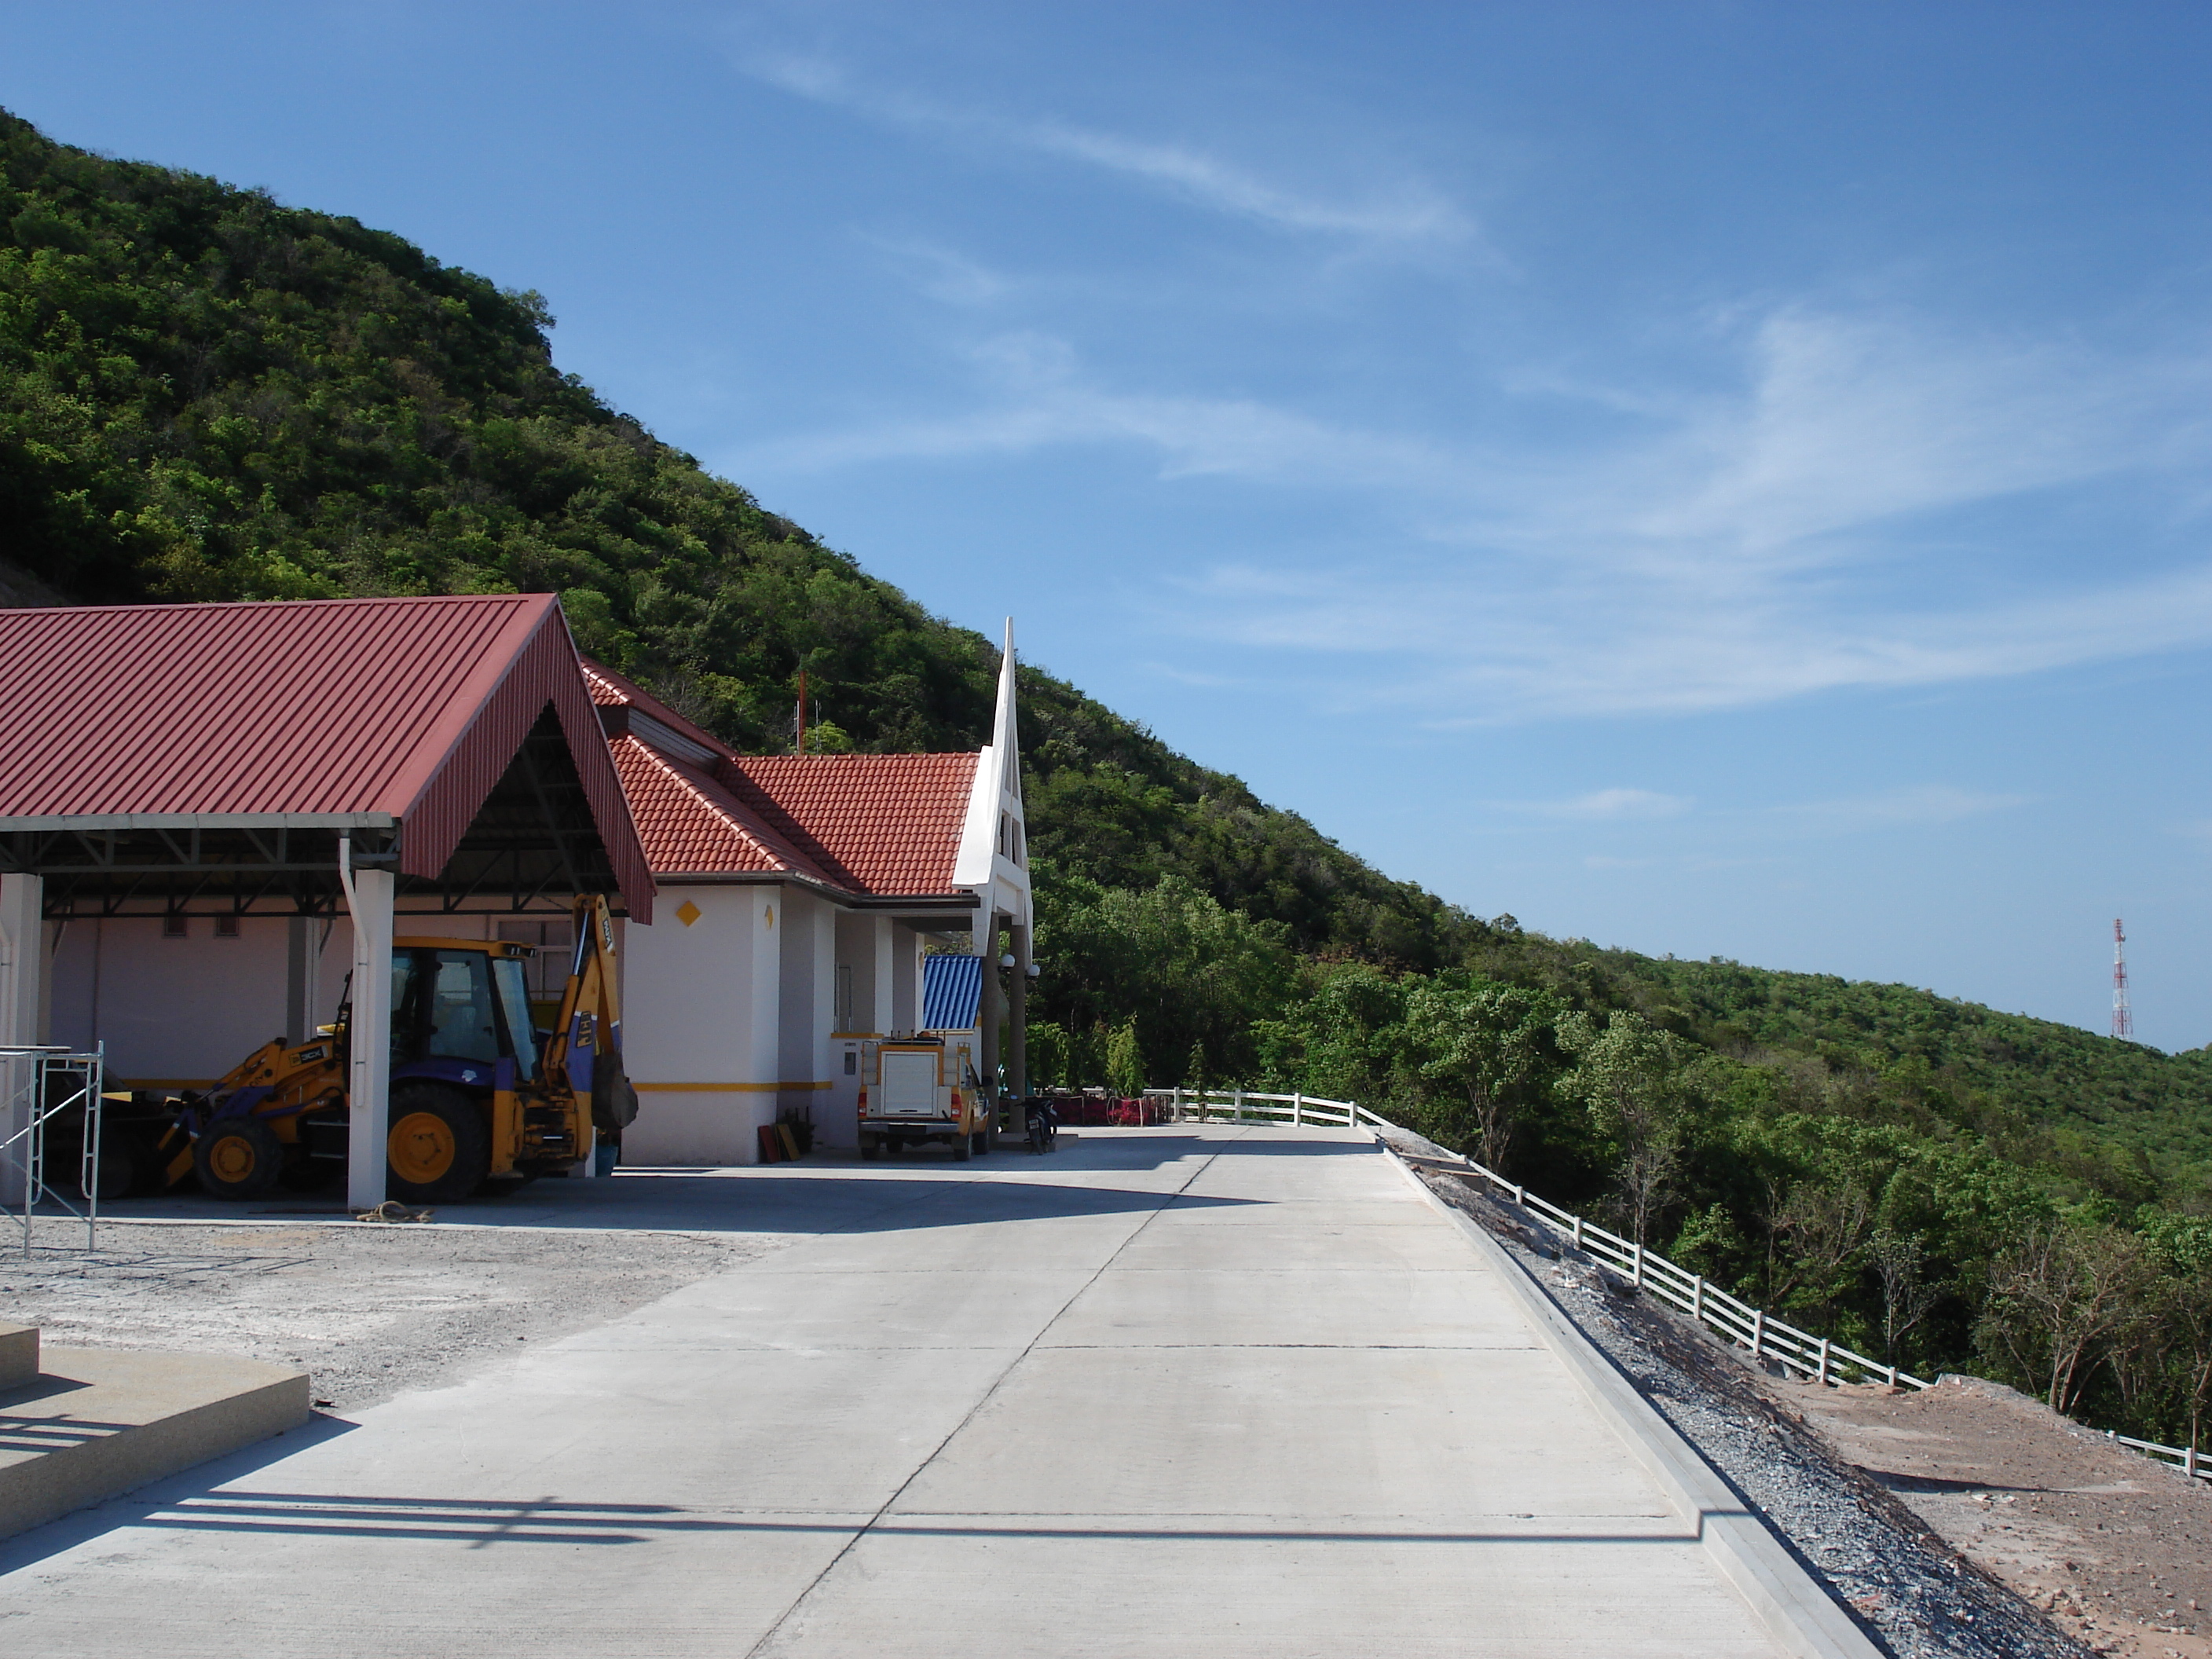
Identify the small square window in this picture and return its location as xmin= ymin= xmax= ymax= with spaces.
xmin=162 ymin=914 xmax=188 ymax=939
xmin=214 ymin=914 xmax=240 ymax=939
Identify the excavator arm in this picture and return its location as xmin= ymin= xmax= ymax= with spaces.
xmin=544 ymin=895 xmax=637 ymax=1135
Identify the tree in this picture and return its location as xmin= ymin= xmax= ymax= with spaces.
xmin=1555 ymin=1010 xmax=1690 ymax=1247
xmin=1868 ymin=1227 xmax=1938 ymax=1368
xmin=1104 ymin=1018 xmax=1144 ymax=1099
xmin=1392 ymin=977 xmax=1558 ymax=1171
xmin=1979 ymin=1219 xmax=2152 ymax=1414
xmin=1035 ymin=874 xmax=1296 ymax=1083
xmin=1766 ymin=1177 xmax=1874 ymax=1328
xmin=2139 ymin=1210 xmax=2212 ymax=1456
xmin=1026 ymin=1021 xmax=1072 ymax=1091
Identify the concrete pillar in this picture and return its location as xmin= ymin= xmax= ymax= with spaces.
xmin=888 ymin=923 xmax=918 ymax=1034
xmin=0 ymin=874 xmax=43 ymax=1205
xmin=1009 ymin=920 xmax=1029 ymax=1099
xmin=978 ymin=914 xmax=1002 ymax=1115
xmin=868 ymin=917 xmax=895 ymax=1034
xmin=345 ymin=867 xmax=394 ymax=1210
xmin=285 ymin=915 xmax=313 ymax=1044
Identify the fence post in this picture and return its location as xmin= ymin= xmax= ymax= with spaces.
xmin=1569 ymin=1214 xmax=1583 ymax=1252
xmin=1172 ymin=1085 xmax=1182 ymax=1122
xmin=2188 ymin=1441 xmax=2198 ymax=1480
xmin=1885 ymin=1364 xmax=1897 ymax=1389
xmin=1816 ymin=1338 xmax=1831 ymax=1387
xmin=1233 ymin=1087 xmax=1244 ymax=1122
xmin=1630 ymin=1240 xmax=1643 ymax=1290
xmin=1691 ymin=1274 xmax=1705 ymax=1322
xmin=1750 ymin=1308 xmax=1764 ymax=1361
xmin=1292 ymin=1091 xmax=1303 ymax=1127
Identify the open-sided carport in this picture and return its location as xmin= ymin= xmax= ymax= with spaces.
xmin=0 ymin=593 xmax=654 ymax=1207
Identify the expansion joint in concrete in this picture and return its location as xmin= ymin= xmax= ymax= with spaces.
xmin=740 ymin=1138 xmax=1233 ymax=1658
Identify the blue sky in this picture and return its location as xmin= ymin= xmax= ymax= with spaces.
xmin=9 ymin=2 xmax=2212 ymax=1046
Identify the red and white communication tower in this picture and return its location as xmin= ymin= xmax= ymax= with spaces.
xmin=2111 ymin=917 xmax=2133 ymax=1040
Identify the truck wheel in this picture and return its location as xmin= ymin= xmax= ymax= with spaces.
xmin=860 ymin=1137 xmax=880 ymax=1162
xmin=194 ymin=1116 xmax=284 ymax=1200
xmin=970 ymin=1130 xmax=990 ymax=1158
xmin=386 ymin=1082 xmax=491 ymax=1203
xmin=953 ymin=1131 xmax=973 ymax=1162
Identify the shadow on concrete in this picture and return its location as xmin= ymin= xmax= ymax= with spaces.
xmin=101 ymin=1488 xmax=1705 ymax=1550
xmin=0 ymin=1410 xmax=361 ymax=1572
xmin=81 ymin=1173 xmax=1266 ymax=1239
xmin=78 ymin=1129 xmax=1382 ymax=1236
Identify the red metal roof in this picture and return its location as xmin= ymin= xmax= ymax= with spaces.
xmin=721 ymin=754 xmax=979 ymax=898
xmin=0 ymin=594 xmax=654 ymax=920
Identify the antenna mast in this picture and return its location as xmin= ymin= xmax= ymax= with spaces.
xmin=2111 ymin=917 xmax=2133 ymax=1040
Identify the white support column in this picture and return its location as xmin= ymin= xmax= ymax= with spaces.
xmin=0 ymin=874 xmax=43 ymax=1206
xmin=345 ymin=867 xmax=394 ymax=1210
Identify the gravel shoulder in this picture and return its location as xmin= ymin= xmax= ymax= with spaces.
xmin=0 ymin=1214 xmax=779 ymax=1410
xmin=1401 ymin=1145 xmax=2091 ymax=1659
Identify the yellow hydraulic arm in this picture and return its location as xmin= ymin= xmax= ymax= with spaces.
xmin=545 ymin=894 xmax=635 ymax=1135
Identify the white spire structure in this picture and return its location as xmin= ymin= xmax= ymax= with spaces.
xmin=952 ymin=620 xmax=1032 ymax=1097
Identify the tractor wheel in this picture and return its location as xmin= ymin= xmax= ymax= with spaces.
xmin=385 ymin=1083 xmax=491 ymax=1203
xmin=194 ymin=1116 xmax=284 ymax=1201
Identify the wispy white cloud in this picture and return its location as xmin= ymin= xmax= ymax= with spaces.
xmin=1512 ymin=787 xmax=1694 ymax=821
xmin=855 ymin=232 xmax=1010 ymax=306
xmin=1770 ymin=786 xmax=2034 ymax=834
xmin=735 ymin=328 xmax=1455 ymax=487
xmin=741 ymin=52 xmax=1473 ymax=246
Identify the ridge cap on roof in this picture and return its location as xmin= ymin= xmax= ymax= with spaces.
xmin=613 ymin=733 xmax=852 ymax=892
xmin=577 ymin=656 xmax=738 ymax=760
xmin=0 ymin=591 xmax=548 ymax=620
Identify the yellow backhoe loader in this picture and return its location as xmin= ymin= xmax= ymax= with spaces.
xmin=144 ymin=895 xmax=635 ymax=1203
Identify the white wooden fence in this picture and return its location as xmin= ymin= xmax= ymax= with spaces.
xmin=1144 ymin=1084 xmax=2210 ymax=1485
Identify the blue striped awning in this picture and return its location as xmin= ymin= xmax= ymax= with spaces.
xmin=922 ymin=953 xmax=983 ymax=1031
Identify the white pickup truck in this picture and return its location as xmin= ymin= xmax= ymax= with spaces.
xmin=857 ymin=1033 xmax=989 ymax=1160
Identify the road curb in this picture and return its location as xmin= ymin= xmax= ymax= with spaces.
xmin=1382 ymin=1145 xmax=1886 ymax=1659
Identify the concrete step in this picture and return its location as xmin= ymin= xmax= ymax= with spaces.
xmin=0 ymin=1324 xmax=34 ymax=1391
xmin=1 ymin=1336 xmax=309 ymax=1540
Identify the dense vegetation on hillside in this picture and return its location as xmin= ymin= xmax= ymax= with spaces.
xmin=5 ymin=108 xmax=2207 ymax=1450
xmin=0 ymin=106 xmax=1452 ymax=966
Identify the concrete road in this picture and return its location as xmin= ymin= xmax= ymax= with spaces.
xmin=0 ymin=1127 xmax=1789 ymax=1657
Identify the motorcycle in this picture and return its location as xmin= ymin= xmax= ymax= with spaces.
xmin=1024 ymin=1095 xmax=1059 ymax=1155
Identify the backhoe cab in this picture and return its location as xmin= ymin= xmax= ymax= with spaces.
xmin=148 ymin=895 xmax=635 ymax=1204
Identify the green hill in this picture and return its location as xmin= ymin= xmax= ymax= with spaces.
xmin=5 ymin=106 xmax=2209 ymax=1436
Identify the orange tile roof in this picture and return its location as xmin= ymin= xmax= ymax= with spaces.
xmin=606 ymin=737 xmax=839 ymax=884
xmin=581 ymin=660 xmax=739 ymax=760
xmin=720 ymin=754 xmax=978 ymax=898
xmin=581 ymin=657 xmax=981 ymax=899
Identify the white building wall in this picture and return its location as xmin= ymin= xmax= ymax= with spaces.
xmin=49 ymin=917 xmax=298 ymax=1084
xmin=620 ymin=885 xmax=780 ymax=1165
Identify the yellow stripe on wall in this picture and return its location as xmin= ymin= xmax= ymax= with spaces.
xmin=631 ymin=1081 xmax=835 ymax=1093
